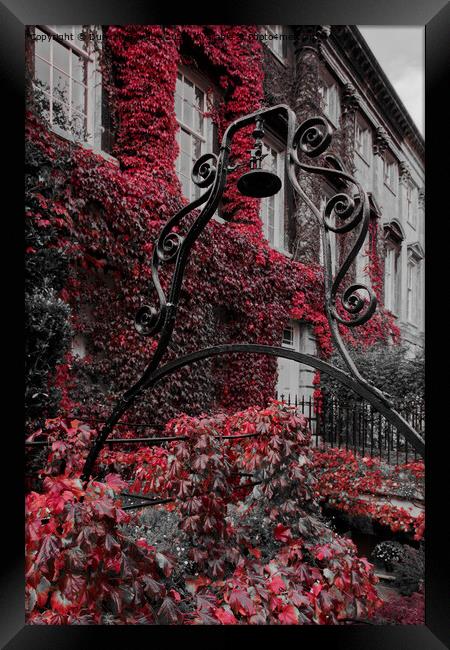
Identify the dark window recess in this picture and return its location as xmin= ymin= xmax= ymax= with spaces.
xmin=212 ymin=123 xmax=226 ymax=218
xmin=101 ymin=84 xmax=115 ymax=154
xmin=212 ymin=123 xmax=219 ymax=155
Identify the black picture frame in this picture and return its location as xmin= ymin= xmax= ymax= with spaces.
xmin=2 ymin=0 xmax=448 ymax=647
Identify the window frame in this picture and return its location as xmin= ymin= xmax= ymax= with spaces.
xmin=174 ymin=67 xmax=215 ymax=204
xmin=406 ymin=180 xmax=418 ymax=230
xmin=263 ymin=25 xmax=289 ymax=64
xmin=406 ymin=250 xmax=422 ymax=326
xmin=259 ymin=134 xmax=288 ymax=254
xmin=277 ymin=320 xmax=317 ymax=405
xmin=383 ymin=152 xmax=398 ymax=195
xmin=31 ymin=25 xmax=116 ymax=160
xmin=319 ymin=192 xmax=337 ymax=274
xmin=355 ymin=115 xmax=372 ymax=165
xmin=384 ymin=239 xmax=401 ymax=316
xmin=319 ymin=69 xmax=341 ymax=129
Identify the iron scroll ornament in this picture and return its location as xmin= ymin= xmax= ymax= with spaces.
xmin=81 ymin=104 xmax=424 ymax=482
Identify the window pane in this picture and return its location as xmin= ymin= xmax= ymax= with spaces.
xmin=72 ymin=111 xmax=86 ymax=138
xmin=72 ymin=52 xmax=87 ymax=84
xmin=183 ymin=98 xmax=193 ymax=128
xmin=193 ymin=136 xmax=202 ymax=160
xmin=52 ymin=100 xmax=69 ymax=128
xmin=52 ymin=25 xmax=74 ymax=36
xmin=282 ymin=327 xmax=294 ymax=346
xmin=35 ymin=29 xmax=50 ymax=61
xmin=35 ymin=57 xmax=50 ymax=92
xmin=194 ymin=87 xmax=204 ymax=133
xmin=180 ymin=151 xmax=191 ymax=177
xmin=175 ymin=92 xmax=182 ymax=120
xmin=182 ymin=78 xmax=194 ymax=126
xmin=53 ymin=68 xmax=70 ymax=105
xmin=180 ymin=129 xmax=191 ymax=154
xmin=53 ymin=40 xmax=70 ymax=73
xmin=72 ymin=80 xmax=86 ymax=113
xmin=183 ymin=77 xmax=194 ymax=103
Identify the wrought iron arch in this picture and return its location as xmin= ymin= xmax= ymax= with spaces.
xmin=81 ymin=104 xmax=424 ymax=482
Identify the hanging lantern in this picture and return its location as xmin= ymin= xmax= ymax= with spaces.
xmin=236 ymin=118 xmax=282 ymax=198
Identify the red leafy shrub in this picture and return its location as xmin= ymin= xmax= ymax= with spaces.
xmin=310 ymin=448 xmax=425 ymax=540
xmin=26 ymin=474 xmax=183 ymax=624
xmin=26 ymin=403 xmax=384 ymax=625
xmin=371 ymin=590 xmax=424 ymax=625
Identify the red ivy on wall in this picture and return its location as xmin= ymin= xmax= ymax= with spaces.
xmin=25 ymin=25 xmax=400 ymax=426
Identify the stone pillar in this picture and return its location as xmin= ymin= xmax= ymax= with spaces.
xmin=291 ymin=26 xmax=331 ymax=264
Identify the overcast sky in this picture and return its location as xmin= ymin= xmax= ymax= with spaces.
xmin=357 ymin=26 xmax=424 ymax=137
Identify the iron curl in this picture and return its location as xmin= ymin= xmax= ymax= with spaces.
xmin=292 ymin=117 xmax=333 ymax=158
xmin=331 ymin=283 xmax=377 ymax=327
xmin=134 ymin=303 xmax=164 ymax=336
xmin=157 ymin=232 xmax=184 ymax=262
xmin=191 ymin=153 xmax=218 ymax=188
xmin=324 ymin=192 xmax=363 ymax=234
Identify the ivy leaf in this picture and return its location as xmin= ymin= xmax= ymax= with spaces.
xmin=92 ymin=496 xmax=115 ymax=518
xmin=315 ymin=545 xmax=332 ymax=561
xmin=36 ymin=575 xmax=51 ymax=608
xmin=268 ymin=575 xmax=285 ymax=594
xmin=143 ymin=576 xmax=166 ymax=601
xmin=62 ymin=573 xmax=86 ymax=601
xmin=36 ymin=534 xmax=60 ymax=566
xmin=323 ymin=568 xmax=335 ymax=584
xmin=209 ymin=558 xmax=225 ymax=578
xmin=229 ymin=589 xmax=256 ymax=616
xmin=274 ymin=523 xmax=292 ymax=543
xmin=278 ymin=604 xmax=299 ymax=624
xmin=26 ymin=586 xmax=37 ymax=613
xmin=157 ymin=597 xmax=183 ymax=624
xmin=65 ymin=546 xmax=85 ymax=571
xmin=214 ymin=606 xmax=238 ymax=624
xmin=185 ymin=575 xmax=211 ymax=595
xmin=104 ymin=473 xmax=128 ymax=492
xmin=50 ymin=589 xmax=72 ymax=614
xmin=290 ymin=590 xmax=310 ymax=608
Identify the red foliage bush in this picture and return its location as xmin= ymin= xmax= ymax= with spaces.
xmin=310 ymin=448 xmax=425 ymax=540
xmin=26 ymin=474 xmax=183 ymax=624
xmin=26 ymin=403 xmax=384 ymax=625
xmin=371 ymin=590 xmax=424 ymax=625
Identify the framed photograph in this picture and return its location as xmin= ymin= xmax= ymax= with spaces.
xmin=2 ymin=0 xmax=448 ymax=647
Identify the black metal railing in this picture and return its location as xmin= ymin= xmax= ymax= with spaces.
xmin=275 ymin=393 xmax=425 ymax=464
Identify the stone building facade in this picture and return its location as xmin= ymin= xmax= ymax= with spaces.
xmin=261 ymin=25 xmax=425 ymax=398
xmin=27 ymin=25 xmax=425 ymax=411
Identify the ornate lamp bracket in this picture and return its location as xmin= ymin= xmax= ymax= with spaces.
xmin=82 ymin=104 xmax=424 ymax=482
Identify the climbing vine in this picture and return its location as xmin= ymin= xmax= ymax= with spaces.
xmin=24 ymin=25 xmax=399 ymax=432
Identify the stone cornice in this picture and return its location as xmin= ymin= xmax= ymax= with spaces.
xmin=327 ymin=26 xmax=424 ymax=161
